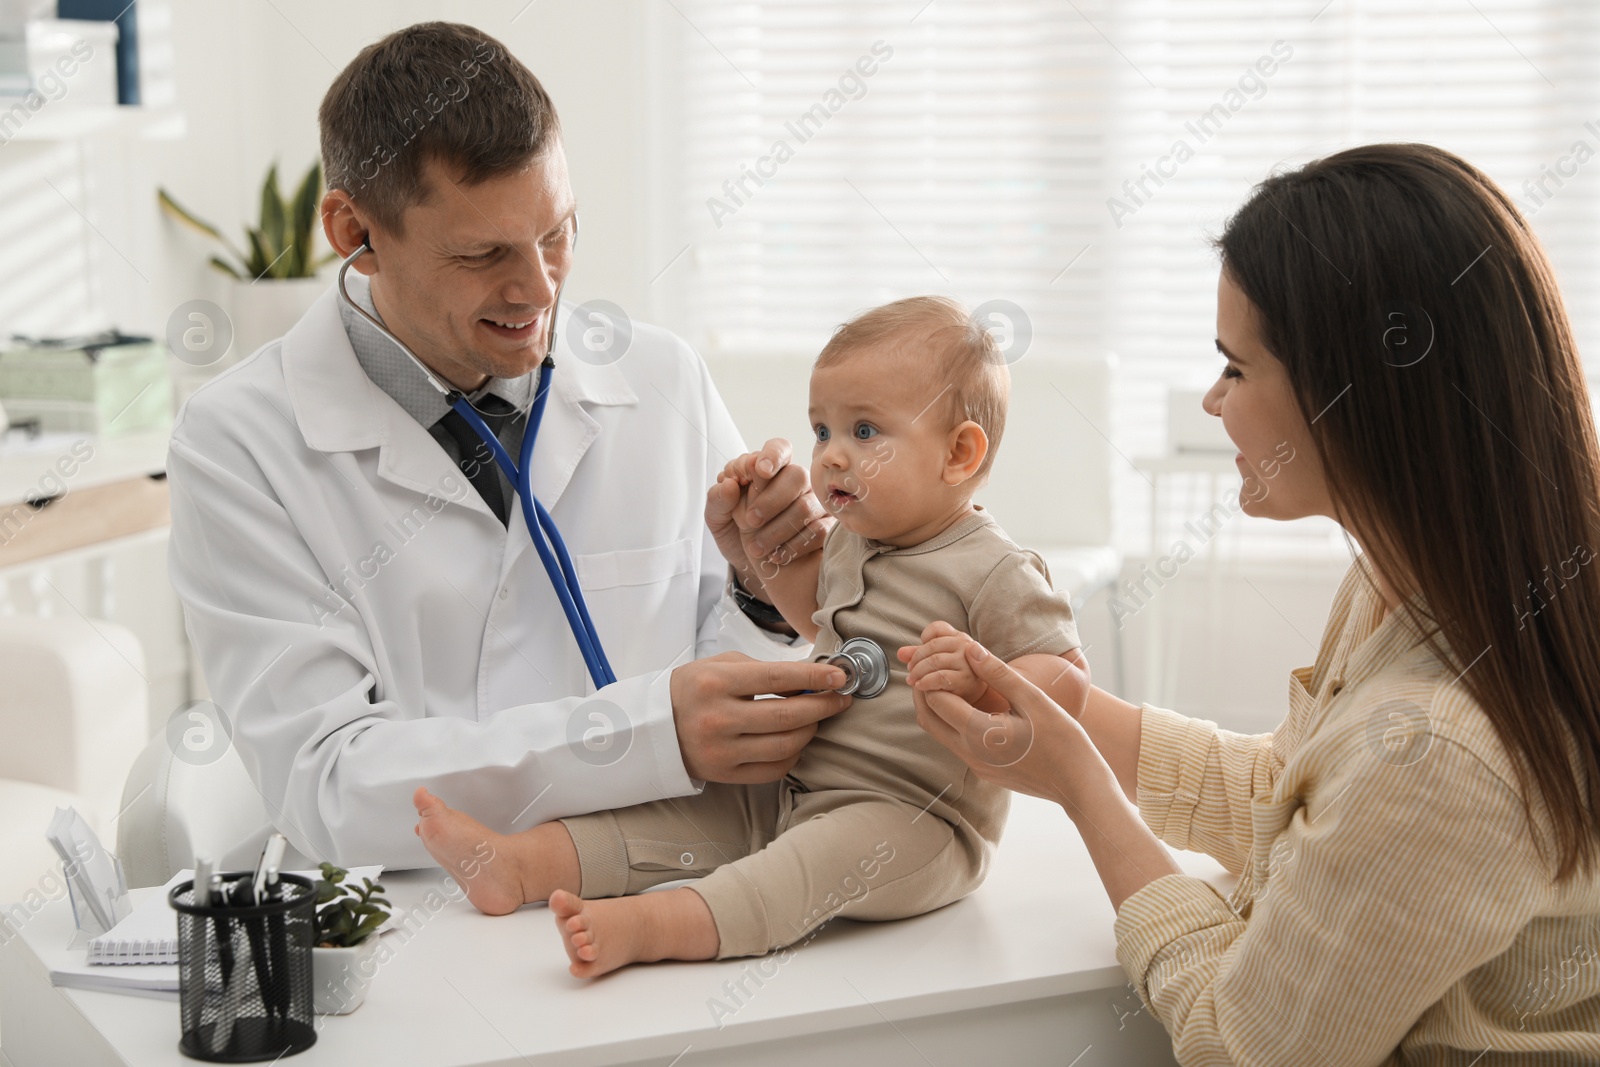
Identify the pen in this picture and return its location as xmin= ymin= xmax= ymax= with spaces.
xmin=246 ymin=834 xmax=287 ymax=1020
xmin=263 ymin=841 xmax=289 ymax=1021
xmin=190 ymin=859 xmax=214 ymax=1010
xmin=192 ymin=858 xmax=226 ymax=992
xmin=207 ymin=871 xmax=233 ymax=1004
xmin=232 ymin=877 xmax=274 ymax=1026
xmin=213 ymin=871 xmax=254 ymax=1052
xmin=251 ymin=834 xmax=286 ymax=907
xmin=212 ymin=911 xmax=244 ymax=1051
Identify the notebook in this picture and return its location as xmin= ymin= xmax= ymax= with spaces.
xmin=83 ymin=865 xmax=384 ymax=966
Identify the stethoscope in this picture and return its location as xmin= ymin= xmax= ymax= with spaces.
xmin=821 ymin=637 xmax=890 ymax=698
xmin=335 ymin=216 xmax=617 ymax=691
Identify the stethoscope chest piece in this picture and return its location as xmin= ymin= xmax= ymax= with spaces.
xmin=821 ymin=637 xmax=890 ymax=699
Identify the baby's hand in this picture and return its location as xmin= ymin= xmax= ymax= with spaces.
xmin=711 ymin=443 xmax=822 ymax=573
xmin=899 ymin=621 xmax=991 ymax=706
xmin=716 ymin=448 xmax=782 ymax=490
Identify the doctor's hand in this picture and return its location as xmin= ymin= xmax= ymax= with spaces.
xmin=706 ymin=439 xmax=832 ymax=592
xmin=670 ymin=652 xmax=852 ymax=783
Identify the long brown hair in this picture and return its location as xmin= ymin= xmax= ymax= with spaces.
xmin=1218 ymin=143 xmax=1600 ymax=881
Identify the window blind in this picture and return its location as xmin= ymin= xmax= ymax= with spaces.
xmin=666 ymin=0 xmax=1600 ymax=554
xmin=667 ymin=0 xmax=1108 ymax=356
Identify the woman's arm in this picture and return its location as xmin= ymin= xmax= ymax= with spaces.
xmin=1056 ymin=725 xmax=1184 ymax=910
xmin=909 ymin=624 xmax=1277 ymax=874
xmin=1002 ymin=655 xmax=1142 ymax=802
xmin=911 ymin=642 xmax=1181 ymax=908
xmin=916 ymin=642 xmax=1560 ymax=1066
xmin=917 ymin=642 xmax=1145 ymax=801
xmin=1111 ymin=723 xmax=1554 ymax=1067
xmin=1079 ymin=683 xmax=1143 ymax=802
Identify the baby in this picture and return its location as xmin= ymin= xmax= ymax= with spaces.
xmin=412 ymin=295 xmax=1086 ymax=977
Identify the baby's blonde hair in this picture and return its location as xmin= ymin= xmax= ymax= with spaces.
xmin=816 ymin=296 xmax=1009 ymax=481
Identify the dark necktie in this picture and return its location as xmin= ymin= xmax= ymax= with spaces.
xmin=434 ymin=395 xmax=522 ymax=526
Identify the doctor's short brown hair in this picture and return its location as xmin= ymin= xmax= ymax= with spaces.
xmin=318 ymin=21 xmax=560 ymax=240
xmin=816 ymin=296 xmax=1009 ymax=482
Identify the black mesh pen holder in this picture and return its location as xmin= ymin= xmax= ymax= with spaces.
xmin=169 ymin=872 xmax=317 ymax=1062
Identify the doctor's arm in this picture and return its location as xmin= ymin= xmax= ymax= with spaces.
xmin=164 ymin=427 xmax=773 ymax=869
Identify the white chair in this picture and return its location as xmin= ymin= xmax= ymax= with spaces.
xmin=115 ymin=727 xmax=315 ymax=890
xmin=700 ymin=349 xmax=1124 ymax=686
xmin=0 ymin=616 xmax=147 ymax=908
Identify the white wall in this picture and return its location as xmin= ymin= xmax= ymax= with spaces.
xmin=0 ymin=0 xmax=663 ymax=340
xmin=1077 ymin=552 xmax=1349 ymax=736
xmin=0 ymin=0 xmax=1354 ymax=738
xmin=144 ymin=0 xmax=663 ymax=341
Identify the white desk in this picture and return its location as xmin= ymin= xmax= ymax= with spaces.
xmin=1 ymin=794 xmax=1230 ymax=1067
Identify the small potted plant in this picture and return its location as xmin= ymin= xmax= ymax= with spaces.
xmin=159 ymin=159 xmax=341 ymax=368
xmin=310 ymin=862 xmax=391 ymax=1015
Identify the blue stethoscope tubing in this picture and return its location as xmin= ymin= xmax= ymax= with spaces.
xmin=448 ymin=366 xmax=616 ymax=689
xmin=336 ymin=228 xmax=616 ymax=690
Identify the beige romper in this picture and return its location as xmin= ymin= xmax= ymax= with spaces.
xmin=559 ymin=508 xmax=1080 ymax=958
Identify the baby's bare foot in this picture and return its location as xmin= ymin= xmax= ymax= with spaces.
xmin=412 ymin=787 xmax=527 ymax=916
xmin=549 ymin=889 xmax=647 ymax=978
xmin=549 ymin=887 xmax=723 ymax=979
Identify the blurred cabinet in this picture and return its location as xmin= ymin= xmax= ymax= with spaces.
xmin=0 ymin=429 xmax=187 ymax=734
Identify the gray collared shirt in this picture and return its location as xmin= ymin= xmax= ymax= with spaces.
xmin=337 ymin=269 xmax=533 ymax=516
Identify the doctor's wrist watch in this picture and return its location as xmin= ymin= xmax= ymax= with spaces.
xmin=728 ymin=570 xmax=794 ymax=633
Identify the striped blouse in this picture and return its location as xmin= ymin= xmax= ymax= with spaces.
xmin=1115 ymin=556 xmax=1600 ymax=1066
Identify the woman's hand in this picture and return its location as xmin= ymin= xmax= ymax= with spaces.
xmin=911 ymin=638 xmax=1094 ymax=807
xmin=915 ymin=639 xmax=1181 ymax=909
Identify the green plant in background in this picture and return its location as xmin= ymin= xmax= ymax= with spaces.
xmin=312 ymin=862 xmax=391 ymax=949
xmin=159 ymin=159 xmax=339 ymax=281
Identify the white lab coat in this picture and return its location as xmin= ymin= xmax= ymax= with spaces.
xmin=166 ymin=282 xmax=808 ymax=869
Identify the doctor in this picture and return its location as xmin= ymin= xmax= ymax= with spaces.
xmin=166 ymin=21 xmax=848 ymax=869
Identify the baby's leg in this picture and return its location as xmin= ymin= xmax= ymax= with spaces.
xmin=545 ymin=780 xmax=785 ymax=977
xmin=559 ymin=780 xmax=784 ymax=898
xmin=688 ymin=788 xmax=986 ymax=959
xmin=548 ymin=886 xmax=719 ymax=979
xmin=413 ymin=787 xmax=580 ymax=915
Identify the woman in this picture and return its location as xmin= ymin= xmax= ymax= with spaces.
xmin=906 ymin=143 xmax=1600 ymax=1065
